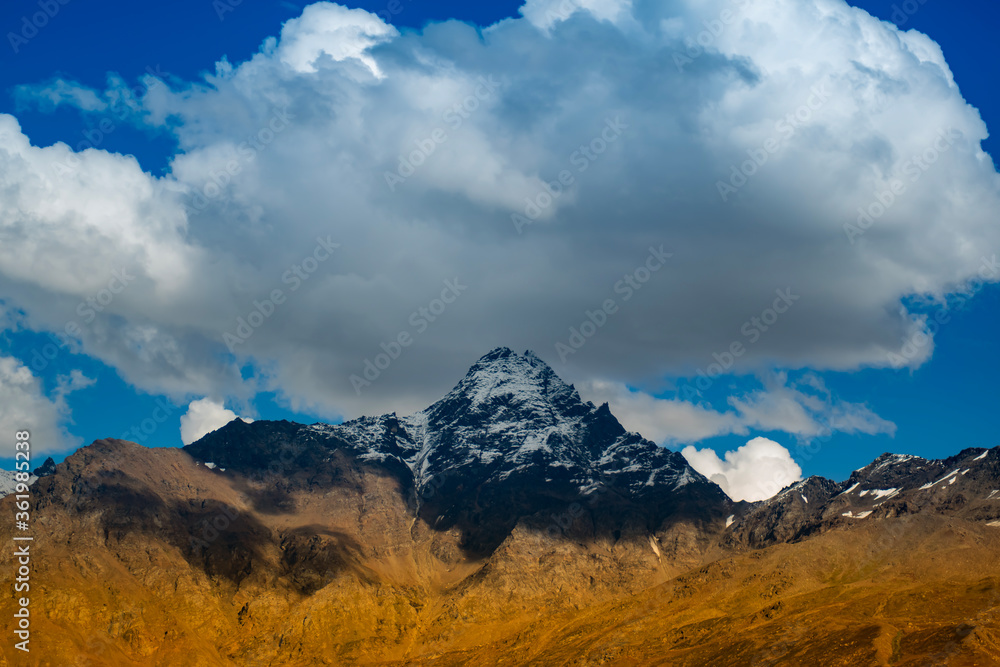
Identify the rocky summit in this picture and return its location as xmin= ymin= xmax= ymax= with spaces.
xmin=2 ymin=349 xmax=1000 ymax=665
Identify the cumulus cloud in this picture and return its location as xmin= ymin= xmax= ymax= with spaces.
xmin=519 ymin=0 xmax=633 ymax=32
xmin=682 ymin=437 xmax=803 ymax=502
xmin=276 ymin=2 xmax=399 ymax=77
xmin=179 ymin=398 xmax=253 ymax=446
xmin=0 ymin=356 xmax=90 ymax=458
xmin=0 ymin=0 xmax=997 ymax=426
xmin=578 ymin=373 xmax=895 ymax=444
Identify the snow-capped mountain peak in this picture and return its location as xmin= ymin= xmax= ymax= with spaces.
xmin=185 ymin=348 xmax=727 ymax=546
xmin=424 ymin=347 xmax=585 ymax=426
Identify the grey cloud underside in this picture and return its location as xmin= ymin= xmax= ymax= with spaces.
xmin=0 ymin=0 xmax=997 ymax=426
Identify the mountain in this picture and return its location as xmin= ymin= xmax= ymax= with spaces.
xmin=1 ymin=348 xmax=999 ymax=665
xmin=729 ymin=447 xmax=1000 ymax=548
xmin=185 ymin=347 xmax=731 ymax=555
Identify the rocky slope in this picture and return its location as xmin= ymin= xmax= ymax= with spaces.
xmin=1 ymin=348 xmax=998 ymax=665
xmin=729 ymin=448 xmax=1000 ymax=548
xmin=185 ymin=348 xmax=731 ymax=556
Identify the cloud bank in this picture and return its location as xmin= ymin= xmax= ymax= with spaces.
xmin=0 ymin=0 xmax=997 ymax=438
xmin=578 ymin=372 xmax=895 ymax=444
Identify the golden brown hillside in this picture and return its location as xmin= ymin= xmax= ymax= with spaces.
xmin=2 ymin=437 xmax=1000 ymax=666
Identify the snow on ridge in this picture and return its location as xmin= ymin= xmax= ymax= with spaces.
xmin=672 ymin=468 xmax=695 ymax=489
xmin=439 ymin=349 xmax=574 ymax=412
xmin=768 ymin=477 xmax=813 ymax=503
xmin=302 ymin=351 xmax=705 ymax=497
xmin=859 ymin=488 xmax=899 ymax=500
xmin=920 ymin=469 xmax=962 ymax=490
xmin=859 ymin=453 xmax=920 ymax=476
xmin=0 ymin=471 xmax=37 ymax=497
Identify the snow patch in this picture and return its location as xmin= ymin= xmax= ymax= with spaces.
xmin=973 ymin=451 xmax=989 ymax=461
xmin=725 ymin=515 xmax=735 ymax=528
xmin=861 ymin=488 xmax=899 ymax=500
xmin=920 ymin=469 xmax=961 ymax=490
xmin=0 ymin=471 xmax=38 ymax=497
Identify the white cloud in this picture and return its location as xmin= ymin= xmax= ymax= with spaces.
xmin=0 ymin=356 xmax=86 ymax=458
xmin=179 ymin=398 xmax=253 ymax=446
xmin=0 ymin=0 xmax=997 ymax=426
xmin=578 ymin=373 xmax=895 ymax=444
xmin=519 ymin=0 xmax=633 ymax=32
xmin=682 ymin=437 xmax=802 ymax=502
xmin=577 ymin=379 xmax=745 ymax=442
xmin=276 ymin=2 xmax=399 ymax=77
xmin=54 ymin=369 xmax=98 ymax=400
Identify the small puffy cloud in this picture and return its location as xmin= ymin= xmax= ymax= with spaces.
xmin=54 ymin=369 xmax=98 ymax=400
xmin=0 ymin=356 xmax=85 ymax=458
xmin=682 ymin=437 xmax=802 ymax=502
xmin=276 ymin=2 xmax=399 ymax=76
xmin=179 ymin=398 xmax=253 ymax=445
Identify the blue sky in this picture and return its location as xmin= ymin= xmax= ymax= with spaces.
xmin=0 ymin=0 xmax=997 ymax=490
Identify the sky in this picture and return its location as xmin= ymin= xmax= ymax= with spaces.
xmin=0 ymin=0 xmax=997 ymax=497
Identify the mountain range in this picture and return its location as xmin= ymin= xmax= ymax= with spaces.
xmin=2 ymin=348 xmax=999 ymax=665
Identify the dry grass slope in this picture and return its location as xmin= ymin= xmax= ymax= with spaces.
xmin=2 ymin=440 xmax=999 ymax=666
